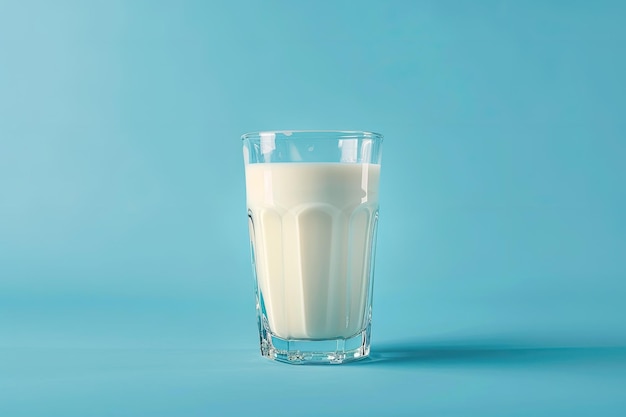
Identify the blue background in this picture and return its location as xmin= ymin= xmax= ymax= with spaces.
xmin=1 ymin=0 xmax=625 ymax=415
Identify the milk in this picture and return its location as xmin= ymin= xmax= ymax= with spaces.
xmin=245 ymin=162 xmax=380 ymax=340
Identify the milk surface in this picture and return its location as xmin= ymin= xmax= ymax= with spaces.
xmin=245 ymin=163 xmax=380 ymax=340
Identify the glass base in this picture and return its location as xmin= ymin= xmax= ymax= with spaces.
xmin=258 ymin=325 xmax=371 ymax=365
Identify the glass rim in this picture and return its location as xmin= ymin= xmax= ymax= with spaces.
xmin=241 ymin=130 xmax=384 ymax=141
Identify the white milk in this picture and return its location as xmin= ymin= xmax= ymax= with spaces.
xmin=245 ymin=163 xmax=380 ymax=340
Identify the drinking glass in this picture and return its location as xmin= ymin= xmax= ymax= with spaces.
xmin=242 ymin=131 xmax=383 ymax=364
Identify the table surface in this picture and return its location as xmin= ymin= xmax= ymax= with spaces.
xmin=3 ymin=336 xmax=626 ymax=416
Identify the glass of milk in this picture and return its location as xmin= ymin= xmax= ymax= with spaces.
xmin=242 ymin=131 xmax=383 ymax=364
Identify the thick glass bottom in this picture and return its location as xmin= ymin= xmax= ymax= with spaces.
xmin=258 ymin=324 xmax=371 ymax=365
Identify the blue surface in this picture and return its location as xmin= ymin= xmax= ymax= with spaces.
xmin=1 ymin=0 xmax=625 ymax=415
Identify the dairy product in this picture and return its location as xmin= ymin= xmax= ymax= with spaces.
xmin=245 ymin=162 xmax=380 ymax=340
